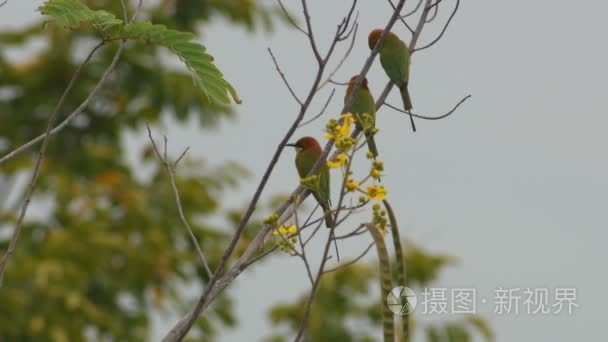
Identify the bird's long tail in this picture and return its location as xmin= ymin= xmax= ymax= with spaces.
xmin=364 ymin=131 xmax=379 ymax=158
xmin=400 ymin=84 xmax=416 ymax=132
xmin=320 ymin=202 xmax=335 ymax=228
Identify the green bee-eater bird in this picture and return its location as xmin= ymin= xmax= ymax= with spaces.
xmin=368 ymin=29 xmax=416 ymax=132
xmin=287 ymin=136 xmax=335 ymax=228
xmin=346 ymin=75 xmax=378 ymax=158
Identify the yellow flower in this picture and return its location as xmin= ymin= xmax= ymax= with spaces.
xmin=325 ymin=113 xmax=355 ymax=141
xmin=324 ymin=119 xmax=339 ymax=140
xmin=273 ymin=224 xmax=298 ymax=237
xmin=370 ymin=169 xmax=381 ymax=179
xmin=334 ymin=136 xmax=355 ymax=151
xmin=366 ymin=185 xmax=387 ymax=201
xmin=263 ymin=213 xmax=279 ymax=225
xmin=339 ymin=113 xmax=355 ymax=136
xmin=300 ymin=174 xmax=320 ymax=191
xmin=326 ymin=152 xmax=349 ymax=168
xmin=345 ymin=179 xmax=359 ymax=192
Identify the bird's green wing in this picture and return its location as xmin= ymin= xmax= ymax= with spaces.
xmin=352 ymin=89 xmax=378 ymax=157
xmin=351 ymin=89 xmax=376 ymax=128
xmin=318 ymin=164 xmax=331 ymax=205
xmin=297 ymin=150 xmax=330 ymax=204
xmin=379 ymin=40 xmax=409 ymax=87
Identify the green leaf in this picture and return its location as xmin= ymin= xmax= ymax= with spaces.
xmin=116 ymin=21 xmax=241 ymax=105
xmin=38 ymin=0 xmax=240 ymax=105
xmin=38 ymin=0 xmax=122 ymax=32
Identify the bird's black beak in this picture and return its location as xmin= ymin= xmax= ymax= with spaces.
xmin=286 ymin=143 xmax=296 ymax=148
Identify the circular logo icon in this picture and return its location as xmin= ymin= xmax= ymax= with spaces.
xmin=387 ymin=286 xmax=417 ymax=315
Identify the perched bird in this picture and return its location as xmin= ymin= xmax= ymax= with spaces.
xmin=287 ymin=137 xmax=335 ymax=228
xmin=345 ymin=75 xmax=378 ymax=158
xmin=368 ymin=28 xmax=416 ymax=132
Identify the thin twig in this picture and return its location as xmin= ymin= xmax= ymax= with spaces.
xmin=268 ymin=48 xmax=303 ymax=106
xmin=333 ymin=224 xmax=367 ymax=240
xmin=329 ymin=79 xmax=349 ymax=86
xmin=403 ymin=0 xmax=424 ymax=18
xmin=415 ymin=0 xmax=460 ymax=52
xmin=146 ymin=124 xmax=213 ymax=279
xmin=277 ymin=0 xmax=307 ymax=35
xmin=385 ymin=94 xmax=471 ymax=120
xmin=294 ymin=222 xmax=337 ymax=341
xmin=242 ymin=245 xmax=279 ymax=269
xmin=300 ymin=0 xmax=322 ymax=63
xmin=174 ymin=146 xmax=190 ymax=167
xmin=323 ymin=242 xmax=374 ymax=274
xmin=298 ymin=89 xmax=335 ymax=128
xmin=427 ymin=0 xmax=443 ymax=11
xmin=294 ymin=206 xmax=315 ymax=285
xmin=425 ymin=0 xmax=440 ymax=23
xmin=0 ymin=0 xmax=8 ymax=9
xmin=317 ymin=24 xmax=358 ymax=91
xmin=303 ymin=218 xmax=324 ymax=246
xmin=387 ymin=0 xmax=415 ymax=34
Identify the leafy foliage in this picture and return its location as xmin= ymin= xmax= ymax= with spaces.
xmin=0 ymin=0 xmax=278 ymax=340
xmin=266 ymin=241 xmax=493 ymax=342
xmin=39 ymin=0 xmax=240 ymax=105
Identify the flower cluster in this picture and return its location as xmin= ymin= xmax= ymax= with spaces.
xmin=273 ymin=224 xmax=298 ymax=253
xmin=325 ymin=113 xmax=357 ymax=168
xmin=263 ymin=213 xmax=280 ymax=227
xmin=326 ymin=152 xmax=348 ymax=168
xmin=345 ymin=178 xmax=359 ymax=192
xmin=366 ymin=184 xmax=387 ymax=201
xmin=370 ymin=160 xmax=384 ymax=180
xmin=325 ymin=113 xmax=355 ymax=142
xmin=299 ymin=174 xmax=320 ymax=191
xmin=372 ymin=203 xmax=389 ymax=237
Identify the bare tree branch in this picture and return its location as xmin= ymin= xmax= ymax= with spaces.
xmin=425 ymin=0 xmax=440 ymax=23
xmin=268 ymin=48 xmax=303 ymax=105
xmin=388 ymin=0 xmax=415 ymax=34
xmin=385 ymin=94 xmax=471 ymax=120
xmin=162 ymin=0 xmax=462 ymax=337
xmin=300 ymin=0 xmax=323 ymax=63
xmin=146 ymin=125 xmax=213 ymax=279
xmin=317 ymin=24 xmax=358 ymax=91
xmin=294 ymin=222 xmax=338 ymax=341
xmin=277 ymin=0 xmax=308 ymax=36
xmin=298 ymin=89 xmax=335 ymax=128
xmin=324 ymin=241 xmax=374 ymax=274
xmin=415 ymin=0 xmax=460 ymax=52
xmin=403 ymin=0 xmax=425 ymax=18
xmin=161 ymin=2 xmax=361 ymax=339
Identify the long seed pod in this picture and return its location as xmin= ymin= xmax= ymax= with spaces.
xmin=366 ymin=223 xmax=395 ymax=342
xmin=384 ymin=200 xmax=410 ymax=341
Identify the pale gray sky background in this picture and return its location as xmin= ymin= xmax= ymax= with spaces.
xmin=1 ymin=1 xmax=607 ymax=341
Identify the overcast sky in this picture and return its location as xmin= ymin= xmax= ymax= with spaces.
xmin=2 ymin=1 xmax=607 ymax=341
